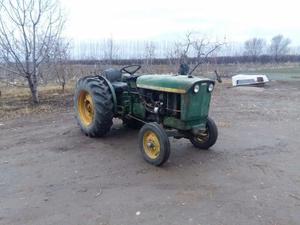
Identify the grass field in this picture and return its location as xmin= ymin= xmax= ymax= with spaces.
xmin=137 ymin=62 xmax=300 ymax=80
xmin=215 ymin=63 xmax=300 ymax=80
xmin=0 ymin=84 xmax=74 ymax=121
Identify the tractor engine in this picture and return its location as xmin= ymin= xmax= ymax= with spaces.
xmin=139 ymin=89 xmax=181 ymax=120
xmin=136 ymin=74 xmax=215 ymax=132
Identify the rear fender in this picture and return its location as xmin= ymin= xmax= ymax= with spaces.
xmin=97 ymin=75 xmax=117 ymax=114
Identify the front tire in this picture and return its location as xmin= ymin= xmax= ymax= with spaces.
xmin=74 ymin=76 xmax=114 ymax=137
xmin=138 ymin=123 xmax=170 ymax=166
xmin=190 ymin=117 xmax=218 ymax=149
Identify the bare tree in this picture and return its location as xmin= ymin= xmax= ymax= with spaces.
xmin=175 ymin=32 xmax=193 ymax=61
xmin=244 ymin=38 xmax=266 ymax=60
xmin=103 ymin=36 xmax=118 ymax=64
xmin=188 ymin=33 xmax=224 ymax=75
xmin=144 ymin=41 xmax=156 ymax=66
xmin=164 ymin=42 xmax=183 ymax=66
xmin=270 ymin=34 xmax=291 ymax=62
xmin=169 ymin=32 xmax=193 ymax=74
xmin=48 ymin=39 xmax=70 ymax=92
xmin=0 ymin=0 xmax=65 ymax=103
xmin=169 ymin=32 xmax=224 ymax=75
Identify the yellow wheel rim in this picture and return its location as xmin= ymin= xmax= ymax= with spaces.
xmin=77 ymin=90 xmax=94 ymax=126
xmin=143 ymin=131 xmax=160 ymax=159
xmin=195 ymin=132 xmax=209 ymax=143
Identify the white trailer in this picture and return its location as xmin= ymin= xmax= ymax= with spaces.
xmin=232 ymin=74 xmax=269 ymax=87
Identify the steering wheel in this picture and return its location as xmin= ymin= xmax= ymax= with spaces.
xmin=120 ymin=65 xmax=141 ymax=75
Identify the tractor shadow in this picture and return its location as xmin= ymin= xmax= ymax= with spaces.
xmin=97 ymin=121 xmax=140 ymax=148
xmin=69 ymin=119 xmax=223 ymax=170
xmin=106 ymin=122 xmax=139 ymax=139
xmin=164 ymin=139 xmax=222 ymax=169
xmin=108 ymin=120 xmax=222 ymax=168
xmin=107 ymin=123 xmax=222 ymax=169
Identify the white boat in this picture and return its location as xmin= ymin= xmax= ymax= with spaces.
xmin=232 ymin=74 xmax=269 ymax=87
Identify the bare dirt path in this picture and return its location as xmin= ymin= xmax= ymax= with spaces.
xmin=1 ymin=81 xmax=300 ymax=225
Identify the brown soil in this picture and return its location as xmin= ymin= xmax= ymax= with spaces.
xmin=0 ymin=80 xmax=300 ymax=225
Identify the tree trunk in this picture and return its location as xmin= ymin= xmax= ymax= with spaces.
xmin=27 ymin=76 xmax=39 ymax=104
xmin=62 ymin=82 xmax=65 ymax=93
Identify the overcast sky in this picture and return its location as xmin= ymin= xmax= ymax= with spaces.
xmin=62 ymin=0 xmax=300 ymax=45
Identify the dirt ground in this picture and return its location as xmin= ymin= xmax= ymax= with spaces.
xmin=0 ymin=80 xmax=300 ymax=225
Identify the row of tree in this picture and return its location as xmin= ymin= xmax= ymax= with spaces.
xmin=244 ymin=35 xmax=291 ymax=61
xmin=70 ymin=34 xmax=297 ymax=62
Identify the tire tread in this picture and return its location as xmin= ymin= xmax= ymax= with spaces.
xmin=74 ymin=76 xmax=114 ymax=137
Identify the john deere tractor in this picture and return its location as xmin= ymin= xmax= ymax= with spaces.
xmin=74 ymin=65 xmax=218 ymax=166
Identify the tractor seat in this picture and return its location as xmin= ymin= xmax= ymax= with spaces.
xmin=111 ymin=82 xmax=128 ymax=94
xmin=102 ymin=68 xmax=122 ymax=82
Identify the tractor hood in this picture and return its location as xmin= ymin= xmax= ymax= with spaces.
xmin=136 ymin=74 xmax=214 ymax=94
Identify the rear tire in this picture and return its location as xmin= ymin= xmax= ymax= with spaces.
xmin=74 ymin=76 xmax=114 ymax=137
xmin=190 ymin=117 xmax=218 ymax=149
xmin=138 ymin=123 xmax=170 ymax=166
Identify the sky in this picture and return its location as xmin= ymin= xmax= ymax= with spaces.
xmin=61 ymin=0 xmax=300 ymax=45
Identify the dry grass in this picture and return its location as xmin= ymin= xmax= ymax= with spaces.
xmin=0 ymin=83 xmax=75 ymax=121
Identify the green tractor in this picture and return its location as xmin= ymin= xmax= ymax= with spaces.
xmin=74 ymin=65 xmax=218 ymax=166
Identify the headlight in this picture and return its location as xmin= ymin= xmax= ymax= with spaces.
xmin=208 ymin=83 xmax=214 ymax=92
xmin=193 ymin=84 xmax=200 ymax=93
